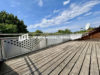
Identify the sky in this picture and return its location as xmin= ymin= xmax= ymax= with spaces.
xmin=0 ymin=0 xmax=100 ymax=32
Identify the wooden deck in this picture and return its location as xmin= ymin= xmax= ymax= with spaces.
xmin=0 ymin=40 xmax=100 ymax=75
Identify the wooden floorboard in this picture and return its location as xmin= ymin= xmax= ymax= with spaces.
xmin=68 ymin=41 xmax=89 ymax=75
xmin=96 ymin=42 xmax=100 ymax=74
xmin=59 ymin=41 xmax=88 ymax=75
xmin=22 ymin=42 xmax=79 ymax=75
xmin=90 ymin=42 xmax=99 ymax=75
xmin=0 ymin=41 xmax=100 ymax=75
xmin=79 ymin=42 xmax=92 ymax=75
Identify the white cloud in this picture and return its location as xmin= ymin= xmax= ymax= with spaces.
xmin=91 ymin=21 xmax=100 ymax=27
xmin=93 ymin=11 xmax=100 ymax=15
xmin=84 ymin=12 xmax=92 ymax=16
xmin=43 ymin=25 xmax=80 ymax=32
xmin=38 ymin=0 xmax=43 ymax=7
xmin=44 ymin=26 xmax=70 ymax=32
xmin=63 ymin=0 xmax=70 ymax=6
xmin=28 ymin=0 xmax=100 ymax=29
xmin=53 ymin=9 xmax=60 ymax=13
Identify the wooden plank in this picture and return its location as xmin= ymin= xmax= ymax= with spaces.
xmin=90 ymin=42 xmax=99 ymax=75
xmin=68 ymin=41 xmax=89 ymax=75
xmin=79 ymin=41 xmax=92 ymax=75
xmin=41 ymin=43 xmax=83 ymax=75
xmin=47 ymin=41 xmax=87 ymax=75
xmin=59 ymin=41 xmax=89 ymax=75
xmin=96 ymin=42 xmax=100 ymax=74
xmin=22 ymin=43 xmax=79 ymax=75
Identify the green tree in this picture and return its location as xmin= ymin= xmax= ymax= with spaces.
xmin=88 ymin=27 xmax=94 ymax=31
xmin=35 ymin=30 xmax=43 ymax=33
xmin=0 ymin=11 xmax=28 ymax=33
xmin=74 ymin=27 xmax=94 ymax=34
xmin=58 ymin=30 xmax=65 ymax=33
xmin=0 ymin=24 xmax=17 ymax=33
xmin=64 ymin=29 xmax=72 ymax=34
xmin=33 ymin=30 xmax=43 ymax=36
xmin=57 ymin=29 xmax=72 ymax=34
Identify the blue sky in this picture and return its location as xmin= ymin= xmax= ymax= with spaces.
xmin=0 ymin=0 xmax=100 ymax=32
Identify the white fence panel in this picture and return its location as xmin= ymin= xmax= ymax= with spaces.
xmin=70 ymin=34 xmax=82 ymax=40
xmin=39 ymin=38 xmax=47 ymax=49
xmin=0 ymin=40 xmax=2 ymax=61
xmin=0 ymin=34 xmax=82 ymax=60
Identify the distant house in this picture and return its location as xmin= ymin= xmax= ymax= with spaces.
xmin=81 ymin=26 xmax=100 ymax=40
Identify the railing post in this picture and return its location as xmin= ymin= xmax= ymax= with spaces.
xmin=45 ymin=35 xmax=47 ymax=47
xmin=0 ymin=39 xmax=2 ymax=61
xmin=0 ymin=39 xmax=6 ymax=61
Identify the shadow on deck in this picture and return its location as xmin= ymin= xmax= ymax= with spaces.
xmin=0 ymin=62 xmax=18 ymax=75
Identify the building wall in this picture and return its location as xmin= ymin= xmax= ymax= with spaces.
xmin=90 ymin=32 xmax=100 ymax=39
xmin=82 ymin=32 xmax=100 ymax=40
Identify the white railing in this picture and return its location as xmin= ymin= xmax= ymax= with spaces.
xmin=0 ymin=34 xmax=82 ymax=61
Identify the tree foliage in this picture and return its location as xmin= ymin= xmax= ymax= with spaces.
xmin=29 ymin=29 xmax=72 ymax=36
xmin=64 ymin=29 xmax=72 ymax=34
xmin=74 ymin=27 xmax=94 ymax=33
xmin=35 ymin=30 xmax=43 ymax=33
xmin=58 ymin=30 xmax=65 ymax=33
xmin=57 ymin=29 xmax=72 ymax=34
xmin=0 ymin=11 xmax=28 ymax=33
xmin=0 ymin=24 xmax=17 ymax=33
xmin=29 ymin=30 xmax=43 ymax=36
